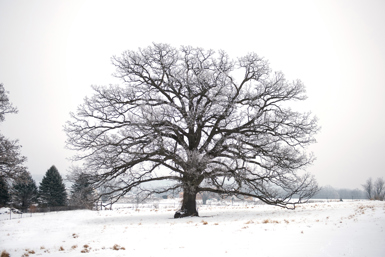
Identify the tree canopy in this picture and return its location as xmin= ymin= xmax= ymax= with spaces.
xmin=0 ymin=83 xmax=26 ymax=181
xmin=66 ymin=43 xmax=319 ymax=217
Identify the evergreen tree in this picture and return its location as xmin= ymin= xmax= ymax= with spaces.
xmin=69 ymin=172 xmax=96 ymax=209
xmin=38 ymin=165 xmax=67 ymax=207
xmin=11 ymin=171 xmax=38 ymax=209
xmin=0 ymin=176 xmax=10 ymax=207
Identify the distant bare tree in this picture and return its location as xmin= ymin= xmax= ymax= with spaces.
xmin=373 ymin=177 xmax=384 ymax=200
xmin=362 ymin=178 xmax=374 ymax=200
xmin=66 ymin=43 xmax=319 ymax=218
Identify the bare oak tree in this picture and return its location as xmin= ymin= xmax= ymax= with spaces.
xmin=65 ymin=43 xmax=319 ymax=218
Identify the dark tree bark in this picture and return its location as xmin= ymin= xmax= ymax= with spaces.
xmin=65 ymin=43 xmax=320 ymax=218
xmin=175 ymin=189 xmax=198 ymax=218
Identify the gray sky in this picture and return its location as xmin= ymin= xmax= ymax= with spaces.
xmin=0 ymin=0 xmax=384 ymax=189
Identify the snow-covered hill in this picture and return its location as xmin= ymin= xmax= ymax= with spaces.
xmin=1 ymin=200 xmax=384 ymax=257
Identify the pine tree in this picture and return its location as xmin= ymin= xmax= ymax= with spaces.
xmin=0 ymin=176 xmax=10 ymax=207
xmin=11 ymin=171 xmax=38 ymax=209
xmin=69 ymin=172 xmax=96 ymax=209
xmin=38 ymin=166 xmax=67 ymax=207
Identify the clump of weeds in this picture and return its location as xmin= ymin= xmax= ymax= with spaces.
xmin=112 ymin=244 xmax=125 ymax=251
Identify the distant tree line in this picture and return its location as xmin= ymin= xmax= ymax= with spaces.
xmin=312 ymin=179 xmax=385 ymax=201
xmin=312 ymin=185 xmax=366 ymax=200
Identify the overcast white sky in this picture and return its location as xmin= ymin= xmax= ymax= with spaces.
xmin=0 ymin=0 xmax=384 ymax=189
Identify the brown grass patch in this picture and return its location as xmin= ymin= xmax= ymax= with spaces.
xmin=81 ymin=244 xmax=90 ymax=253
xmin=1 ymin=251 xmax=10 ymax=257
xmin=262 ymin=219 xmax=280 ymax=224
xmin=82 ymin=245 xmax=90 ymax=253
xmin=112 ymin=244 xmax=125 ymax=251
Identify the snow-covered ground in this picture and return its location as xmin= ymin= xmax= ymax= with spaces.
xmin=1 ymin=200 xmax=384 ymax=257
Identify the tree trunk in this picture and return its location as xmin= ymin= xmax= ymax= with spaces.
xmin=174 ymin=189 xmax=199 ymax=218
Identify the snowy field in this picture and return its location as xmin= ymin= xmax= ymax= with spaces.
xmin=1 ymin=200 xmax=384 ymax=257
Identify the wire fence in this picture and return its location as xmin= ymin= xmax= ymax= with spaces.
xmin=0 ymin=206 xmax=88 ymax=220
